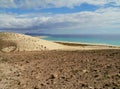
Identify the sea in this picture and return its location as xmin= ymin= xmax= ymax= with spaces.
xmin=43 ymin=34 xmax=120 ymax=46
xmin=26 ymin=33 xmax=120 ymax=46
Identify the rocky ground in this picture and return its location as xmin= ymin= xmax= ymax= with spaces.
xmin=0 ymin=50 xmax=120 ymax=89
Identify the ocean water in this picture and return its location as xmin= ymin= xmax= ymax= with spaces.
xmin=42 ymin=34 xmax=120 ymax=46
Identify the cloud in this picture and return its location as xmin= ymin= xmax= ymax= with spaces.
xmin=0 ymin=0 xmax=120 ymax=34
xmin=0 ymin=7 xmax=120 ymax=33
xmin=0 ymin=0 xmax=120 ymax=9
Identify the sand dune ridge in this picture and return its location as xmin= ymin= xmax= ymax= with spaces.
xmin=0 ymin=32 xmax=64 ymax=52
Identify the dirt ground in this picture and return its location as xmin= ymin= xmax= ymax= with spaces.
xmin=0 ymin=50 xmax=120 ymax=89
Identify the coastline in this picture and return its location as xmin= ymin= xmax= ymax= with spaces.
xmin=37 ymin=36 xmax=120 ymax=48
xmin=52 ymin=41 xmax=120 ymax=51
xmin=53 ymin=41 xmax=120 ymax=48
xmin=1 ymin=32 xmax=120 ymax=53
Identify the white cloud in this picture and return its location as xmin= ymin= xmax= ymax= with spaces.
xmin=0 ymin=0 xmax=16 ymax=8
xmin=0 ymin=0 xmax=120 ymax=9
xmin=0 ymin=7 xmax=120 ymax=33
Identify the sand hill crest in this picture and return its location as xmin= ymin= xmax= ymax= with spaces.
xmin=0 ymin=32 xmax=64 ymax=52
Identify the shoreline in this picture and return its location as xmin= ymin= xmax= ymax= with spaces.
xmin=37 ymin=36 xmax=120 ymax=48
xmin=53 ymin=41 xmax=120 ymax=48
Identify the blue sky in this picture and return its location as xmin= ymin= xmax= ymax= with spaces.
xmin=0 ymin=0 xmax=120 ymax=34
xmin=3 ymin=3 xmax=99 ymax=14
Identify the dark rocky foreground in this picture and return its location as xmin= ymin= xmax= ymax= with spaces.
xmin=0 ymin=50 xmax=120 ymax=89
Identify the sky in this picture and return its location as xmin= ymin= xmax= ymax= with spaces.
xmin=0 ymin=0 xmax=120 ymax=34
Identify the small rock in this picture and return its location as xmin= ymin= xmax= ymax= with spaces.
xmin=40 ymin=83 xmax=44 ymax=86
xmin=81 ymin=83 xmax=88 ymax=87
xmin=34 ymin=86 xmax=39 ymax=89
xmin=49 ymin=74 xmax=56 ymax=79
xmin=83 ymin=69 xmax=88 ymax=73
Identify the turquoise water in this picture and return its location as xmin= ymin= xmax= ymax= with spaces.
xmin=43 ymin=34 xmax=120 ymax=46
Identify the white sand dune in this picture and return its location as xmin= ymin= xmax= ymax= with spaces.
xmin=0 ymin=32 xmax=65 ymax=52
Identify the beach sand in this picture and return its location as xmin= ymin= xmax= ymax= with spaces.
xmin=0 ymin=32 xmax=120 ymax=89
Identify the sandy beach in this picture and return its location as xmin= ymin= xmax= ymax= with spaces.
xmin=36 ymin=36 xmax=120 ymax=50
xmin=0 ymin=32 xmax=120 ymax=89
